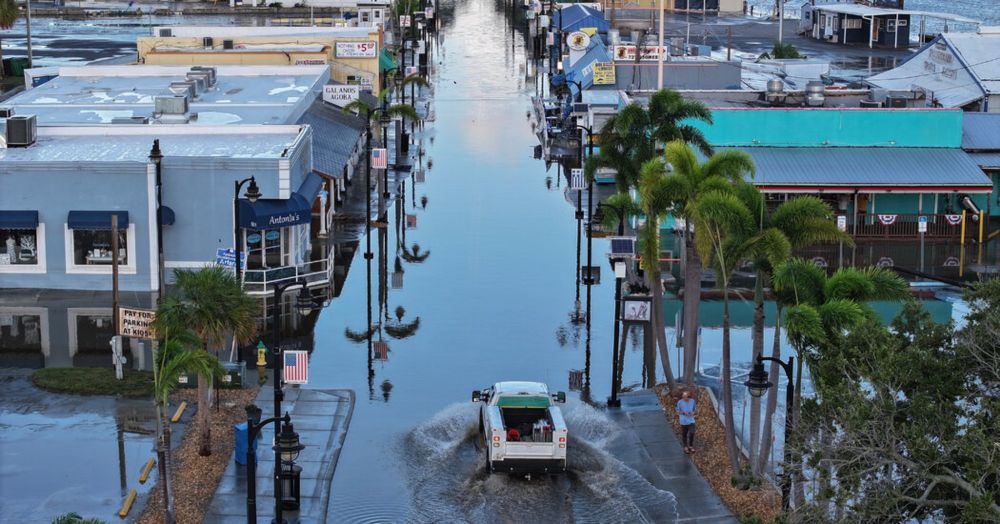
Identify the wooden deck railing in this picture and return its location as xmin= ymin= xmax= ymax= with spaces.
xmin=852 ymin=213 xmax=967 ymax=239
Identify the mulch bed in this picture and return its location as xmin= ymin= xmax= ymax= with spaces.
xmin=656 ymin=385 xmax=782 ymax=523
xmin=137 ymin=386 xmax=258 ymax=524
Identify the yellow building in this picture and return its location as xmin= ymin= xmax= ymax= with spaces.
xmin=137 ymin=26 xmax=385 ymax=93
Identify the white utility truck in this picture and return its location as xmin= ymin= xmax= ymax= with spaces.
xmin=472 ymin=381 xmax=568 ymax=475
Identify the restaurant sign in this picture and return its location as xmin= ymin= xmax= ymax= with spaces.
xmin=592 ymin=62 xmax=615 ymax=85
xmin=335 ymin=41 xmax=378 ymax=58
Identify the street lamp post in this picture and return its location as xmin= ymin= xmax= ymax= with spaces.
xmin=244 ymin=407 xmax=286 ymax=524
xmin=745 ymin=355 xmax=796 ymax=511
xmin=234 ymin=177 xmax=262 ymax=285
xmin=594 ymin=202 xmax=625 ymax=408
xmin=268 ymin=280 xmax=316 ymax=524
xmin=568 ymin=124 xmax=595 ymax=284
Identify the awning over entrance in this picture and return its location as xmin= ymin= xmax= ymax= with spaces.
xmin=379 ymin=48 xmax=397 ymax=74
xmin=161 ymin=206 xmax=175 ymax=226
xmin=0 ymin=210 xmax=39 ymax=229
xmin=67 ymin=210 xmax=129 ymax=230
xmin=238 ymin=195 xmax=310 ymax=230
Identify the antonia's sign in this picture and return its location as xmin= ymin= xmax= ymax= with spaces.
xmin=336 ymin=41 xmax=378 ymax=58
xmin=119 ymin=307 xmax=156 ymax=340
xmin=323 ymin=85 xmax=361 ymax=107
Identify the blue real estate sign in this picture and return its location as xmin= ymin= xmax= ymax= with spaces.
xmin=216 ymin=248 xmax=247 ymax=270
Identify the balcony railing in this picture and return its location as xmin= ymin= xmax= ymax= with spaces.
xmin=241 ymin=258 xmax=332 ymax=296
xmin=852 ymin=213 xmax=967 ymax=239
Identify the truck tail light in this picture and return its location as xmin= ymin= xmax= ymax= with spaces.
xmin=559 ymin=437 xmax=566 ymax=443
xmin=493 ymin=436 xmax=501 ymax=443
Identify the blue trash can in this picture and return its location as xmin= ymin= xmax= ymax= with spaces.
xmin=234 ymin=422 xmax=258 ymax=465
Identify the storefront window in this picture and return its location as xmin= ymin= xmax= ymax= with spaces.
xmin=0 ymin=228 xmax=39 ymax=266
xmin=73 ymin=229 xmax=128 ymax=266
xmin=75 ymin=314 xmax=114 ymax=353
xmin=0 ymin=313 xmax=42 ymax=352
xmin=246 ymin=229 xmax=283 ymax=270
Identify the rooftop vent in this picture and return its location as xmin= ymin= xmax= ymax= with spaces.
xmin=6 ymin=115 xmax=37 ymax=147
xmin=159 ymin=112 xmax=197 ymax=124
xmin=168 ymin=81 xmax=196 ymax=98
xmin=190 ymin=66 xmax=217 ymax=86
xmin=805 ymin=81 xmax=826 ymax=107
xmin=765 ymin=79 xmax=786 ymax=106
xmin=223 ymin=39 xmax=235 ymax=50
xmin=203 ymin=37 xmax=214 ymax=49
xmin=186 ymin=71 xmax=212 ymax=91
xmin=0 ymin=107 xmax=13 ymax=118
xmin=158 ymin=28 xmax=172 ymax=37
xmin=154 ymin=95 xmax=189 ymax=115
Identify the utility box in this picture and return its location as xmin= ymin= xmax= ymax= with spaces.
xmin=219 ymin=361 xmax=247 ymax=389
xmin=233 ymin=422 xmax=258 ymax=465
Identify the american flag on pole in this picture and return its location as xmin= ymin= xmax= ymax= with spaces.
xmin=283 ymin=350 xmax=309 ymax=384
xmin=371 ymin=148 xmax=388 ymax=169
xmin=374 ymin=340 xmax=389 ymax=361
xmin=570 ymin=168 xmax=585 ymax=190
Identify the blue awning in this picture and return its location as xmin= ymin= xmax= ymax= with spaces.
xmin=238 ymin=195 xmax=311 ymax=230
xmin=161 ymin=206 xmax=175 ymax=226
xmin=68 ymin=211 xmax=129 ymax=230
xmin=0 ymin=210 xmax=39 ymax=229
xmin=297 ymin=171 xmax=324 ymax=203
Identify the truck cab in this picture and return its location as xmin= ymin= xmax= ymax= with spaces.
xmin=472 ymin=381 xmax=568 ymax=475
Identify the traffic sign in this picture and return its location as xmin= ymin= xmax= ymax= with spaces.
xmin=918 ymin=215 xmax=928 ymax=233
xmin=215 ymin=248 xmax=246 ymax=270
xmin=836 ymin=215 xmax=847 ymax=232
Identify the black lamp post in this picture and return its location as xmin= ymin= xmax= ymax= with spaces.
xmin=268 ymin=280 xmax=316 ymax=524
xmin=745 ymin=354 xmax=796 ymax=511
xmin=245 ymin=405 xmax=286 ymax=524
xmin=568 ymin=123 xmax=595 ymax=284
xmin=149 ymin=140 xmax=166 ymax=295
xmin=234 ymin=176 xmax=262 ymax=285
xmin=593 ymin=202 xmax=625 ymax=408
xmin=274 ymin=418 xmax=305 ymax=512
xmin=380 ymin=109 xmax=392 ymax=199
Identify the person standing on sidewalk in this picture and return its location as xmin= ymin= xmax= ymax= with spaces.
xmin=677 ymin=390 xmax=697 ymax=454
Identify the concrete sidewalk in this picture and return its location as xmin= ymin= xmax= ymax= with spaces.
xmin=204 ymin=387 xmax=354 ymax=524
xmin=605 ymin=390 xmax=737 ymax=524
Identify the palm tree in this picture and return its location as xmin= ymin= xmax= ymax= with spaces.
xmin=152 ymin=266 xmax=259 ymax=456
xmin=590 ymin=88 xmax=713 ymax=193
xmin=692 ymin=183 xmax=790 ymax=479
xmin=0 ymin=0 xmax=19 ymax=79
xmin=51 ymin=513 xmax=105 ymax=524
xmin=659 ymin=141 xmax=755 ymax=387
xmin=151 ymin=327 xmax=223 ymax=524
xmin=342 ymin=90 xmax=421 ymax=146
xmin=732 ymin=183 xmax=853 ymax=477
xmin=771 ymin=258 xmax=909 ymax=502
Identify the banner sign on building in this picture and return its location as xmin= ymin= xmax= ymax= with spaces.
xmin=323 ymin=84 xmax=361 ymax=107
xmin=283 ymin=350 xmax=309 ymax=384
xmin=335 ymin=41 xmax=378 ymax=58
xmin=592 ymin=62 xmax=615 ymax=85
xmin=215 ymin=248 xmax=247 ymax=270
xmin=612 ymin=45 xmax=667 ymax=61
xmin=119 ymin=307 xmax=156 ymax=340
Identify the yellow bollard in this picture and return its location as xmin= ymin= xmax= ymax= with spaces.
xmin=171 ymin=401 xmax=187 ymax=423
xmin=139 ymin=458 xmax=155 ymax=484
xmin=118 ymin=489 xmax=137 ymax=518
xmin=979 ymin=210 xmax=985 ymax=244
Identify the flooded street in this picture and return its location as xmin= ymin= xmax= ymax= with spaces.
xmin=306 ymin=0 xmax=672 ymax=521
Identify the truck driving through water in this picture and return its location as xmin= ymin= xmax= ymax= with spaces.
xmin=472 ymin=381 xmax=568 ymax=475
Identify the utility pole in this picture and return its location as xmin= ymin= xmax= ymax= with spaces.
xmin=727 ymin=26 xmax=732 ymax=61
xmin=111 ymin=213 xmax=122 ymax=380
xmin=656 ymin=0 xmax=665 ymax=90
xmin=26 ymin=0 xmax=33 ymax=67
xmin=778 ymin=0 xmax=784 ymax=44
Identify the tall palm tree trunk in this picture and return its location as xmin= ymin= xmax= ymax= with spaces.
xmin=721 ymin=291 xmax=741 ymax=475
xmin=198 ymin=343 xmax=212 ymax=456
xmin=749 ymin=273 xmax=765 ymax=474
xmin=756 ymin=306 xmax=782 ymax=476
xmin=651 ymin=275 xmax=676 ymax=388
xmin=682 ymin=230 xmax=702 ymax=385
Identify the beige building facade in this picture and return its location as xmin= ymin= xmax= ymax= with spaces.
xmin=137 ymin=26 xmax=384 ymax=92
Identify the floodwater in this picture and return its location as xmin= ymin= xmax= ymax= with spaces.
xmin=310 ymin=0 xmax=675 ymax=521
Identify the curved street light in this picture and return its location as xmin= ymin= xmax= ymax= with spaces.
xmin=234 ymin=176 xmax=261 ymax=285
xmin=745 ymin=354 xmax=796 ymax=512
xmin=594 ymin=201 xmax=626 ymax=408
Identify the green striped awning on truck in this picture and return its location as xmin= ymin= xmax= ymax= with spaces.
xmin=497 ymin=396 xmax=550 ymax=408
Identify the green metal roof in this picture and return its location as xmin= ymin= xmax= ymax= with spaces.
xmin=379 ymin=48 xmax=397 ymax=74
xmin=497 ymin=396 xmax=550 ymax=408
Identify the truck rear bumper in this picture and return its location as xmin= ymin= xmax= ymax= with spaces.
xmin=490 ymin=458 xmax=566 ymax=474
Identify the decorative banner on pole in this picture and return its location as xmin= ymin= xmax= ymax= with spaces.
xmin=592 ymin=62 xmax=616 ymax=85
xmin=322 ymin=85 xmax=360 ymax=107
xmin=283 ymin=350 xmax=309 ymax=384
xmin=945 ymin=214 xmax=963 ymax=225
xmin=570 ymin=168 xmax=585 ymax=190
xmin=400 ymin=15 xmax=411 ymax=28
xmin=371 ymin=148 xmax=388 ymax=169
xmin=877 ymin=214 xmax=898 ymax=226
xmin=334 ymin=41 xmax=378 ymax=58
xmin=391 ymin=271 xmax=403 ymax=288
xmin=119 ymin=307 xmax=156 ymax=340
xmin=406 ymin=214 xmax=418 ymax=229
xmin=918 ymin=215 xmax=928 ymax=233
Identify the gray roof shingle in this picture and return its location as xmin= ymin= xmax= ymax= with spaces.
xmin=298 ymin=99 xmax=366 ymax=177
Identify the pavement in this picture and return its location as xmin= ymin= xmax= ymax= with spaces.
xmin=605 ymin=389 xmax=737 ymax=524
xmin=203 ymin=386 xmax=355 ymax=524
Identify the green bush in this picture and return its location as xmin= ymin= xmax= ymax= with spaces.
xmin=52 ymin=513 xmax=106 ymax=524
xmin=32 ymin=368 xmax=153 ymax=397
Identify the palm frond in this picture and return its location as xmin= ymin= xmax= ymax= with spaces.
xmin=342 ymin=99 xmax=372 ymax=118
xmin=399 ymin=75 xmax=430 ymax=88
xmin=859 ymin=266 xmax=910 ymax=301
xmin=701 ymin=148 xmax=756 ymax=182
xmin=817 ymin=299 xmax=866 ymax=334
xmin=825 ymin=268 xmax=877 ymax=302
xmin=773 ymin=258 xmax=827 ymax=306
xmin=783 ymin=304 xmax=825 ymax=348
xmin=384 ymin=104 xmax=421 ymax=121
xmin=661 ymin=140 xmax=699 ymax=180
xmin=386 ymin=317 xmax=421 ymax=339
